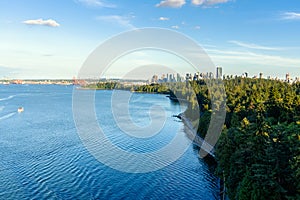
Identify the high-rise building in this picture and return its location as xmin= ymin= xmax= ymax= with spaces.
xmin=193 ymin=73 xmax=199 ymax=81
xmin=176 ymin=73 xmax=181 ymax=82
xmin=286 ymin=73 xmax=290 ymax=82
xmin=169 ymin=74 xmax=175 ymax=82
xmin=259 ymin=72 xmax=263 ymax=79
xmin=185 ymin=73 xmax=192 ymax=81
xmin=151 ymin=75 xmax=158 ymax=83
xmin=200 ymin=73 xmax=204 ymax=79
xmin=216 ymin=67 xmax=222 ymax=79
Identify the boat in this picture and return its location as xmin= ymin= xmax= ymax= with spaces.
xmin=18 ymin=107 xmax=24 ymax=113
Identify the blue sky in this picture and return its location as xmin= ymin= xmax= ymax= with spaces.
xmin=0 ymin=0 xmax=300 ymax=79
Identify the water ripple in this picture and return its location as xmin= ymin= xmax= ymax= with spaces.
xmin=0 ymin=87 xmax=220 ymax=199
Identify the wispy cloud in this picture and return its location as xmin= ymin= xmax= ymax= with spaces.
xmin=193 ymin=48 xmax=300 ymax=77
xmin=191 ymin=0 xmax=231 ymax=6
xmin=171 ymin=25 xmax=179 ymax=29
xmin=96 ymin=15 xmax=135 ymax=29
xmin=156 ymin=0 xmax=186 ymax=8
xmin=229 ymin=40 xmax=281 ymax=51
xmin=159 ymin=17 xmax=170 ymax=21
xmin=23 ymin=19 xmax=60 ymax=27
xmin=195 ymin=25 xmax=201 ymax=29
xmin=156 ymin=0 xmax=230 ymax=8
xmin=42 ymin=54 xmax=54 ymax=57
xmin=206 ymin=48 xmax=300 ymax=69
xmin=281 ymin=12 xmax=300 ymax=20
xmin=76 ymin=0 xmax=116 ymax=8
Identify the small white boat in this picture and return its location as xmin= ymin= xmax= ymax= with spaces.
xmin=18 ymin=107 xmax=24 ymax=113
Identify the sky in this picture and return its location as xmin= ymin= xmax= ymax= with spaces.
xmin=0 ymin=0 xmax=300 ymax=79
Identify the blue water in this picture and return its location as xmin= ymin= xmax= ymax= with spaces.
xmin=0 ymin=85 xmax=220 ymax=199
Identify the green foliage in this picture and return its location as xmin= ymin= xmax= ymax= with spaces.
xmin=96 ymin=81 xmax=119 ymax=90
xmin=89 ymin=77 xmax=300 ymax=199
xmin=212 ymin=78 xmax=300 ymax=199
xmin=197 ymin=111 xmax=211 ymax=138
xmin=134 ymin=83 xmax=169 ymax=94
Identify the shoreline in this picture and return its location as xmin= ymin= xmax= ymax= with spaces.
xmin=173 ymin=113 xmax=227 ymax=199
xmin=175 ymin=113 xmax=216 ymax=158
xmin=174 ymin=113 xmax=226 ymax=199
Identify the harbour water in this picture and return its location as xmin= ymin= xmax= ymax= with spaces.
xmin=0 ymin=85 xmax=220 ymax=199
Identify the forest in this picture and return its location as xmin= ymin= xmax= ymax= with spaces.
xmin=190 ymin=77 xmax=300 ymax=200
xmin=91 ymin=77 xmax=300 ymax=199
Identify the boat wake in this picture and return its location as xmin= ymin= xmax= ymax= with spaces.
xmin=0 ymin=95 xmax=16 ymax=102
xmin=0 ymin=112 xmax=16 ymax=121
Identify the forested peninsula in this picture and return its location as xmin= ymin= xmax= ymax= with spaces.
xmin=87 ymin=77 xmax=300 ymax=199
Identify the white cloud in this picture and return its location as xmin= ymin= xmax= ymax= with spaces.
xmin=195 ymin=25 xmax=201 ymax=29
xmin=191 ymin=0 xmax=205 ymax=5
xmin=281 ymin=12 xmax=300 ymax=20
xmin=156 ymin=0 xmax=186 ymax=8
xmin=96 ymin=15 xmax=135 ymax=29
xmin=205 ymin=49 xmax=300 ymax=68
xmin=199 ymin=48 xmax=300 ymax=78
xmin=159 ymin=17 xmax=170 ymax=21
xmin=192 ymin=0 xmax=230 ymax=6
xmin=76 ymin=0 xmax=116 ymax=8
xmin=171 ymin=25 xmax=179 ymax=29
xmin=229 ymin=40 xmax=281 ymax=51
xmin=156 ymin=0 xmax=230 ymax=8
xmin=23 ymin=19 xmax=60 ymax=27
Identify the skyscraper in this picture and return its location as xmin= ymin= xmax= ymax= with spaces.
xmin=286 ymin=73 xmax=290 ymax=82
xmin=216 ymin=67 xmax=222 ymax=79
xmin=176 ymin=73 xmax=181 ymax=82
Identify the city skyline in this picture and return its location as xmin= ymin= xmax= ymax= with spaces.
xmin=1 ymin=66 xmax=300 ymax=84
xmin=148 ymin=67 xmax=299 ymax=84
xmin=0 ymin=0 xmax=300 ymax=79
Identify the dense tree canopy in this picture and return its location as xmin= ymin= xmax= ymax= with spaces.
xmin=202 ymin=78 xmax=300 ymax=200
xmin=90 ymin=77 xmax=300 ymax=199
